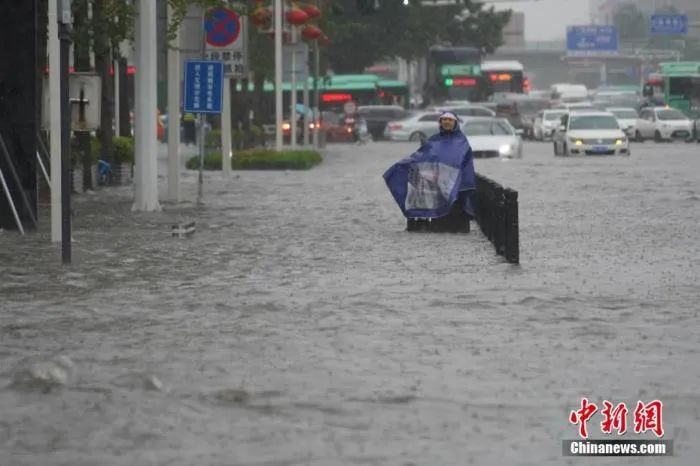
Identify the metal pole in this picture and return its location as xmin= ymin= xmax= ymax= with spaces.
xmin=114 ymin=52 xmax=120 ymax=138
xmin=0 ymin=135 xmax=37 ymax=228
xmin=197 ymin=7 xmax=206 ymax=204
xmin=222 ymin=77 xmax=232 ymax=177
xmin=167 ymin=2 xmax=181 ymax=202
xmin=37 ymin=152 xmax=50 ymax=186
xmin=291 ymin=30 xmax=297 ymax=149
xmin=303 ymin=44 xmax=309 ymax=146
xmin=312 ymin=39 xmax=320 ymax=149
xmin=274 ymin=0 xmax=283 ymax=151
xmin=0 ymin=167 xmax=24 ymax=235
xmin=59 ymin=21 xmax=72 ymax=264
xmin=49 ymin=0 xmax=62 ymax=242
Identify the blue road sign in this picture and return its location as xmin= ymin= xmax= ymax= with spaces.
xmin=566 ymin=26 xmax=619 ymax=56
xmin=183 ymin=60 xmax=224 ymax=114
xmin=650 ymin=14 xmax=688 ymax=35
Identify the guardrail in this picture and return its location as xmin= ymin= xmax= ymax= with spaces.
xmin=474 ymin=173 xmax=519 ymax=264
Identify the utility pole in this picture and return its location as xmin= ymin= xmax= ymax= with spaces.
xmin=167 ymin=2 xmax=181 ymax=202
xmin=49 ymin=0 xmax=63 ymax=242
xmin=58 ymin=0 xmax=73 ymax=264
xmin=132 ymin=0 xmax=161 ymax=211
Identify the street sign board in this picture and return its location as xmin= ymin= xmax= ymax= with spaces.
xmin=204 ymin=7 xmax=248 ymax=78
xmin=566 ymin=26 xmax=619 ymax=56
xmin=282 ymin=43 xmax=309 ymax=81
xmin=43 ymin=73 xmax=102 ymax=131
xmin=183 ymin=60 xmax=224 ymax=114
xmin=650 ymin=14 xmax=688 ymax=35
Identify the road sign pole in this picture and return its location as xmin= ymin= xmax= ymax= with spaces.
xmin=222 ymin=77 xmax=232 ymax=177
xmin=274 ymin=0 xmax=283 ymax=151
xmin=198 ymin=9 xmax=206 ymax=205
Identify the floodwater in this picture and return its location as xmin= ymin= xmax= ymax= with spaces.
xmin=1 ymin=141 xmax=699 ymax=465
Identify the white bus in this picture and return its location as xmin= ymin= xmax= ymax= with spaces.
xmin=481 ymin=60 xmax=525 ymax=94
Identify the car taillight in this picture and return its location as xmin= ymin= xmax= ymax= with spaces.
xmin=387 ymin=123 xmax=402 ymax=131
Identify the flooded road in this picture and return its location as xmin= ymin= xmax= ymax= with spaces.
xmin=1 ymin=141 xmax=699 ymax=465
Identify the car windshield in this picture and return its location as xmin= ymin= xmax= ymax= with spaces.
xmin=569 ymin=115 xmax=620 ymax=130
xmin=610 ymin=109 xmax=638 ymax=119
xmin=463 ymin=120 xmax=513 ymax=136
xmin=657 ymin=109 xmax=686 ymax=120
xmin=545 ymin=112 xmax=566 ymax=121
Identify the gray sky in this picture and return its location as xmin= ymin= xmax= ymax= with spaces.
xmin=485 ymin=0 xmax=592 ymax=41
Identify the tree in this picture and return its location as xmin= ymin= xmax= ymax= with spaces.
xmin=612 ymin=3 xmax=648 ymax=45
xmin=322 ymin=0 xmax=512 ymax=73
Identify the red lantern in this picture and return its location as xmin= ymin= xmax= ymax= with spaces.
xmin=286 ymin=6 xmax=309 ymax=25
xmin=301 ymin=24 xmax=322 ymax=40
xmin=302 ymin=4 xmax=321 ymax=18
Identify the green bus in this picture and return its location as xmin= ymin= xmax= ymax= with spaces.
xmin=233 ymin=73 xmax=408 ymax=113
xmin=644 ymin=62 xmax=700 ymax=115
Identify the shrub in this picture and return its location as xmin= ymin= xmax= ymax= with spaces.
xmin=185 ymin=149 xmax=322 ymax=170
xmin=206 ymin=129 xmax=222 ymax=148
xmin=112 ymin=136 xmax=135 ymax=164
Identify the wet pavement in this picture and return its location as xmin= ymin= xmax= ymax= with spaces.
xmin=1 ymin=140 xmax=699 ymax=465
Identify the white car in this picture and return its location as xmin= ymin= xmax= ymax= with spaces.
xmin=384 ymin=111 xmax=441 ymax=142
xmin=553 ymin=111 xmax=629 ymax=156
xmin=533 ymin=109 xmax=567 ymax=141
xmin=462 ymin=117 xmax=523 ymax=158
xmin=606 ymin=107 xmax=639 ymax=138
xmin=552 ymin=101 xmax=596 ymax=112
xmin=634 ymin=107 xmax=693 ymax=142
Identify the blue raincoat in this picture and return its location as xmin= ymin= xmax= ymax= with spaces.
xmin=383 ymin=126 xmax=475 ymax=219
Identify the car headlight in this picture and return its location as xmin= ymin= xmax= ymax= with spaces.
xmin=499 ymin=144 xmax=514 ymax=155
xmin=569 ymin=138 xmax=583 ymax=146
xmin=615 ymin=138 xmax=626 ymax=145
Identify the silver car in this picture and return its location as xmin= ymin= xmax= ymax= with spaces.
xmin=384 ymin=111 xmax=442 ymax=142
xmin=462 ymin=117 xmax=524 ymax=158
xmin=606 ymin=107 xmax=639 ymax=138
xmin=433 ymin=104 xmax=496 ymax=118
xmin=533 ymin=109 xmax=567 ymax=141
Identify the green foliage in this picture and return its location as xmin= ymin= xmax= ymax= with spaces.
xmin=206 ymin=129 xmax=222 ymax=148
xmin=613 ymin=4 xmax=648 ymax=43
xmin=324 ymin=0 xmax=512 ymax=73
xmin=112 ymin=136 xmax=135 ymax=164
xmin=186 ymin=149 xmax=322 ymax=170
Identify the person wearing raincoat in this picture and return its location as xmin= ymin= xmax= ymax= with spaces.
xmin=383 ymin=111 xmax=475 ymax=231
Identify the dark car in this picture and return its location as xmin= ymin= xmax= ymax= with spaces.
xmin=358 ymin=105 xmax=412 ymax=140
xmin=493 ymin=96 xmax=550 ymax=139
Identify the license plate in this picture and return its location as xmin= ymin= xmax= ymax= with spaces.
xmin=592 ymin=146 xmax=609 ymax=152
